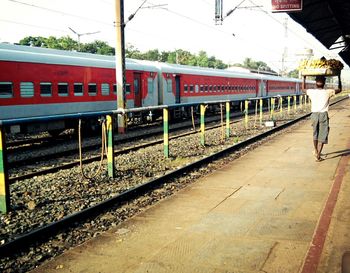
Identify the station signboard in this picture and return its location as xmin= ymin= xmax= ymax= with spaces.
xmin=271 ymin=0 xmax=302 ymax=12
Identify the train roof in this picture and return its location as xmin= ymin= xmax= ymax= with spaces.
xmin=0 ymin=43 xmax=308 ymax=83
xmin=155 ymin=61 xmax=259 ymax=80
xmin=0 ymin=43 xmax=158 ymax=72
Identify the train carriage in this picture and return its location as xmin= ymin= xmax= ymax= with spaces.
xmin=157 ymin=62 xmax=261 ymax=105
xmin=0 ymin=44 xmax=158 ymax=133
xmin=0 ymin=43 xmax=318 ymax=134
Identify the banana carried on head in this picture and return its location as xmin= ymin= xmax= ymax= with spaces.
xmin=298 ymin=57 xmax=344 ymax=70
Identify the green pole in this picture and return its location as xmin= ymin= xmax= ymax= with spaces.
xmin=106 ymin=115 xmax=115 ymax=178
xmin=163 ymin=108 xmax=169 ymax=158
xmin=0 ymin=127 xmax=9 ymax=213
xmin=294 ymin=95 xmax=297 ymax=111
xmin=225 ymin=102 xmax=230 ymax=139
xmin=200 ymin=104 xmax=206 ymax=146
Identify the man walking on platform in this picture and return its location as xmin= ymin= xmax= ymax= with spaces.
xmin=304 ymin=75 xmax=341 ymax=161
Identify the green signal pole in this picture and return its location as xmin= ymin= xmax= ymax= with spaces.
xmin=106 ymin=115 xmax=115 ymax=178
xmin=0 ymin=127 xmax=9 ymax=213
xmin=163 ymin=108 xmax=169 ymax=158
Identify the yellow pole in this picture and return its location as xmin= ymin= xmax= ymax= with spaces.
xmin=245 ymin=100 xmax=249 ymax=129
xmin=270 ymin=98 xmax=275 ymax=120
xmin=287 ymin=96 xmax=291 ymax=115
xmin=259 ymin=98 xmax=263 ymax=126
xmin=280 ymin=97 xmax=283 ymax=115
xmin=106 ymin=115 xmax=115 ymax=178
xmin=0 ymin=127 xmax=9 ymax=213
xmin=200 ymin=104 xmax=206 ymax=146
xmin=225 ymin=102 xmax=230 ymax=139
xmin=163 ymin=108 xmax=169 ymax=158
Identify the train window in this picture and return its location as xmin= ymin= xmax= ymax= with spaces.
xmin=101 ymin=83 xmax=110 ymax=96
xmin=200 ymin=85 xmax=204 ymax=92
xmin=213 ymin=85 xmax=217 ymax=92
xmin=195 ymin=85 xmax=199 ymax=93
xmin=88 ymin=84 xmax=97 ymax=96
xmin=209 ymin=85 xmax=212 ymax=92
xmin=221 ymin=85 xmax=225 ymax=92
xmin=58 ymin=83 xmax=69 ymax=97
xmin=167 ymin=79 xmax=172 ymax=93
xmin=204 ymin=85 xmax=208 ymax=92
xmin=113 ymin=84 xmax=117 ymax=94
xmin=184 ymin=84 xmax=188 ymax=93
xmin=74 ymin=83 xmax=83 ymax=96
xmin=125 ymin=84 xmax=131 ymax=95
xmin=20 ymin=82 xmax=34 ymax=97
xmin=0 ymin=82 xmax=13 ymax=98
xmin=148 ymin=78 xmax=154 ymax=94
xmin=189 ymin=85 xmax=194 ymax=93
xmin=40 ymin=82 xmax=52 ymax=97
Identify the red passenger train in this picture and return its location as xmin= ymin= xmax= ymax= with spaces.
xmin=0 ymin=43 xmax=310 ymax=134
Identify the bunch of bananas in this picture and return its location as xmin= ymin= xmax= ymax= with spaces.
xmin=327 ymin=59 xmax=344 ymax=70
xmin=298 ymin=57 xmax=344 ymax=70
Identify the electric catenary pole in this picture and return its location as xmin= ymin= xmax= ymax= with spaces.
xmin=115 ymin=0 xmax=126 ymax=134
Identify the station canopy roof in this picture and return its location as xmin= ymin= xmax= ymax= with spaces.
xmin=287 ymin=0 xmax=350 ymax=67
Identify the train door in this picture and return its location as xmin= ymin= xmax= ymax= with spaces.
xmin=134 ymin=73 xmax=142 ymax=107
xmin=259 ymin=80 xmax=267 ymax=97
xmin=175 ymin=75 xmax=181 ymax=103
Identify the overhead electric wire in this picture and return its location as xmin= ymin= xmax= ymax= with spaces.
xmin=0 ymin=19 xmax=67 ymax=33
xmin=164 ymin=7 xmax=277 ymax=54
xmin=248 ymin=0 xmax=340 ymax=59
xmin=125 ymin=0 xmax=148 ymax=25
xmin=8 ymin=0 xmax=114 ymax=27
xmin=5 ymin=0 xmax=333 ymax=70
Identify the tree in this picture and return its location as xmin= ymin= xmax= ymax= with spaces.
xmin=81 ymin=40 xmax=114 ymax=55
xmin=18 ymin=36 xmax=229 ymax=68
xmin=125 ymin=44 xmax=143 ymax=59
xmin=197 ymin=51 xmax=209 ymax=67
xmin=19 ymin=36 xmax=114 ymax=55
xmin=19 ymin=36 xmax=47 ymax=47
xmin=237 ymin=57 xmax=275 ymax=73
xmin=287 ymin=69 xmax=299 ymax=78
xmin=142 ymin=49 xmax=161 ymax=61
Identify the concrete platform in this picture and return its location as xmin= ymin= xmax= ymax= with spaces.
xmin=31 ymin=99 xmax=350 ymax=273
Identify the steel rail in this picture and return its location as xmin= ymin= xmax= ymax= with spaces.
xmin=7 ymin=108 xmax=253 ymax=168
xmin=8 ymin=118 xmax=243 ymax=183
xmin=7 ymin=100 xmax=292 ymax=166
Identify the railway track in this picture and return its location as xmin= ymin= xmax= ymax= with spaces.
xmin=6 ymin=104 xmax=291 ymax=169
xmin=1 ymin=96 xmax=347 ymax=271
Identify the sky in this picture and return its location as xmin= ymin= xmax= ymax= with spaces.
xmin=1 ymin=0 xmax=349 ymax=77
